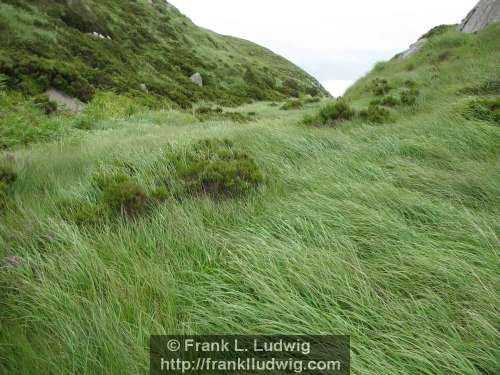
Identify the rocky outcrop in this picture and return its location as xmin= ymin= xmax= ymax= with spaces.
xmin=398 ymin=38 xmax=428 ymax=60
xmin=190 ymin=72 xmax=203 ymax=87
xmin=45 ymin=89 xmax=86 ymax=113
xmin=459 ymin=0 xmax=500 ymax=33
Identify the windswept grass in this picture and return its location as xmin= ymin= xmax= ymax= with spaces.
xmin=0 ymin=21 xmax=499 ymax=375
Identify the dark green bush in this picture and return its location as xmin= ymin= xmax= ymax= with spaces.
xmin=404 ymin=79 xmax=417 ymax=88
xmin=464 ymin=97 xmax=500 ymax=124
xmin=400 ymin=88 xmax=420 ymax=105
xmin=370 ymin=78 xmax=391 ymax=96
xmin=281 ymin=99 xmax=303 ymax=110
xmin=32 ymin=94 xmax=58 ymax=115
xmin=282 ymin=79 xmax=301 ymax=98
xmin=359 ymin=105 xmax=390 ymax=124
xmin=304 ymin=100 xmax=355 ymax=126
xmin=102 ymin=179 xmax=148 ymax=217
xmin=372 ymin=95 xmax=399 ymax=107
xmin=176 ymin=139 xmax=264 ymax=197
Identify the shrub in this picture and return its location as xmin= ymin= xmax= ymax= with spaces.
xmin=102 ymin=179 xmax=148 ymax=217
xmin=305 ymin=86 xmax=320 ymax=97
xmin=320 ymin=101 xmax=355 ymax=122
xmin=282 ymin=79 xmax=301 ymax=98
xmin=176 ymin=139 xmax=264 ymax=197
xmin=400 ymin=88 xmax=420 ymax=105
xmin=360 ymin=105 xmax=390 ymax=124
xmin=406 ymin=63 xmax=416 ymax=71
xmin=281 ymin=99 xmax=303 ymax=110
xmin=464 ymin=97 xmax=500 ymax=124
xmin=404 ymin=79 xmax=417 ymax=88
xmin=376 ymin=95 xmax=399 ymax=107
xmin=370 ymin=78 xmax=391 ymax=96
xmin=32 ymin=94 xmax=58 ymax=115
xmin=303 ymin=100 xmax=355 ymax=127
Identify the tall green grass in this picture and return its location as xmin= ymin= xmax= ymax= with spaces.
xmin=0 ymin=23 xmax=499 ymax=375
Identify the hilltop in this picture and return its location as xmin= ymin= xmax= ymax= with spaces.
xmin=0 ymin=3 xmax=499 ymax=375
xmin=0 ymin=0 xmax=327 ymax=107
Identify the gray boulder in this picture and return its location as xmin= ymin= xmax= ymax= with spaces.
xmin=45 ymin=88 xmax=86 ymax=113
xmin=190 ymin=72 xmax=203 ymax=87
xmin=459 ymin=0 xmax=500 ymax=33
xmin=399 ymin=38 xmax=428 ymax=60
xmin=139 ymin=83 xmax=149 ymax=93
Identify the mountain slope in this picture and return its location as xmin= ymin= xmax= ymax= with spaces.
xmin=0 ymin=0 xmax=327 ymax=107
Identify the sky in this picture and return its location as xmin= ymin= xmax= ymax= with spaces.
xmin=168 ymin=0 xmax=478 ymax=96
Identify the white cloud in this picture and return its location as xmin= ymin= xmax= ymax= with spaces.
xmin=168 ymin=0 xmax=478 ymax=95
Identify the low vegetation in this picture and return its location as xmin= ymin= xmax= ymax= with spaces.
xmin=464 ymin=96 xmax=500 ymax=124
xmin=359 ymin=104 xmax=391 ymax=123
xmin=0 ymin=16 xmax=499 ymax=375
xmin=175 ymin=138 xmax=265 ymax=197
xmin=303 ymin=100 xmax=354 ymax=126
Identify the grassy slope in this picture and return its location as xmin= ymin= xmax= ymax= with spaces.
xmin=0 ymin=24 xmax=499 ymax=374
xmin=0 ymin=0 xmax=326 ymax=107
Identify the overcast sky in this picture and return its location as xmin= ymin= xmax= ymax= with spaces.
xmin=168 ymin=0 xmax=478 ymax=96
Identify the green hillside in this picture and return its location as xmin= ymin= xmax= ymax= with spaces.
xmin=0 ymin=0 xmax=326 ymax=107
xmin=1 ymin=13 xmax=499 ymax=375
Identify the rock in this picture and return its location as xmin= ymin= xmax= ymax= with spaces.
xmin=88 ymin=32 xmax=111 ymax=40
xmin=190 ymin=72 xmax=203 ymax=87
xmin=139 ymin=83 xmax=149 ymax=93
xmin=459 ymin=0 xmax=500 ymax=33
xmin=45 ymin=88 xmax=86 ymax=113
xmin=3 ymin=255 xmax=22 ymax=269
xmin=399 ymin=38 xmax=428 ymax=60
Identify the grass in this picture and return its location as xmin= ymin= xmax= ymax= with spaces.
xmin=0 ymin=21 xmax=499 ymax=375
